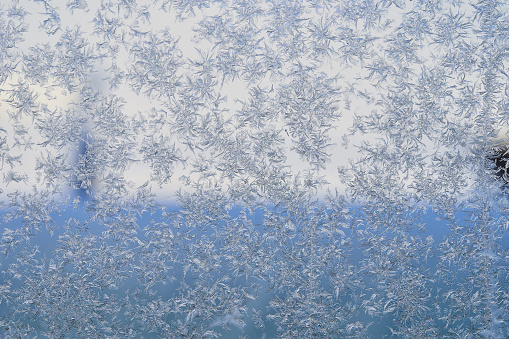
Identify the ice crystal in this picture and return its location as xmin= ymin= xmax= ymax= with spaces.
xmin=0 ymin=0 xmax=508 ymax=337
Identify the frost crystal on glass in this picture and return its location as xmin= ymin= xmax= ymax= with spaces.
xmin=0 ymin=0 xmax=508 ymax=337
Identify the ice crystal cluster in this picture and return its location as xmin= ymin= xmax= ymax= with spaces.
xmin=0 ymin=0 xmax=508 ymax=337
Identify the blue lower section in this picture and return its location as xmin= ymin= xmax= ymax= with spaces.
xmin=0 ymin=201 xmax=507 ymax=338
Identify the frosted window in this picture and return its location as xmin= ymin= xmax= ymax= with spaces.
xmin=0 ymin=0 xmax=508 ymax=337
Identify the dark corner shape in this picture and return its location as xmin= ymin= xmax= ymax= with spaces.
xmin=487 ymin=144 xmax=509 ymax=184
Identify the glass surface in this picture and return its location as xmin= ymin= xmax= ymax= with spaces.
xmin=0 ymin=0 xmax=508 ymax=337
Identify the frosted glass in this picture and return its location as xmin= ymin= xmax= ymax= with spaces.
xmin=0 ymin=0 xmax=508 ymax=337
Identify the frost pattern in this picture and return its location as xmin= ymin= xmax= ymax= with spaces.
xmin=0 ymin=0 xmax=508 ymax=338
